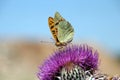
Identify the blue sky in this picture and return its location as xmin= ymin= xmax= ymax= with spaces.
xmin=0 ymin=0 xmax=120 ymax=53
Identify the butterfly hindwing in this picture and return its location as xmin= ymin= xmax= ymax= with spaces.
xmin=54 ymin=12 xmax=74 ymax=43
xmin=57 ymin=21 xmax=74 ymax=43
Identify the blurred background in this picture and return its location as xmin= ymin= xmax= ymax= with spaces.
xmin=0 ymin=0 xmax=120 ymax=80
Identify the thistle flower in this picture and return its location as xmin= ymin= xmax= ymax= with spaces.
xmin=37 ymin=44 xmax=99 ymax=80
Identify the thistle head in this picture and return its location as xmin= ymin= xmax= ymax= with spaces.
xmin=37 ymin=44 xmax=99 ymax=80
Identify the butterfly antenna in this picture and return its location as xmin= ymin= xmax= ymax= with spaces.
xmin=40 ymin=37 xmax=55 ymax=44
xmin=40 ymin=41 xmax=54 ymax=44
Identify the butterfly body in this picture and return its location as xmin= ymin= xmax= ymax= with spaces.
xmin=48 ymin=12 xmax=74 ymax=47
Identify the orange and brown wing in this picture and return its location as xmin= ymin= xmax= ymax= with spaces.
xmin=48 ymin=17 xmax=60 ymax=45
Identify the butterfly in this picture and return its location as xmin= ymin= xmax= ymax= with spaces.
xmin=48 ymin=12 xmax=74 ymax=47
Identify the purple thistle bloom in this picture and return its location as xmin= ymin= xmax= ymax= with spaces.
xmin=37 ymin=44 xmax=99 ymax=80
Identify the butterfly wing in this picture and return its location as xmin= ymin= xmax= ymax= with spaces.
xmin=54 ymin=12 xmax=74 ymax=44
xmin=57 ymin=20 xmax=74 ymax=43
xmin=48 ymin=17 xmax=59 ymax=44
xmin=54 ymin=12 xmax=65 ymax=23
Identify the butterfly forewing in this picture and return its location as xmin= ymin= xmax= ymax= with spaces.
xmin=48 ymin=17 xmax=59 ymax=43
